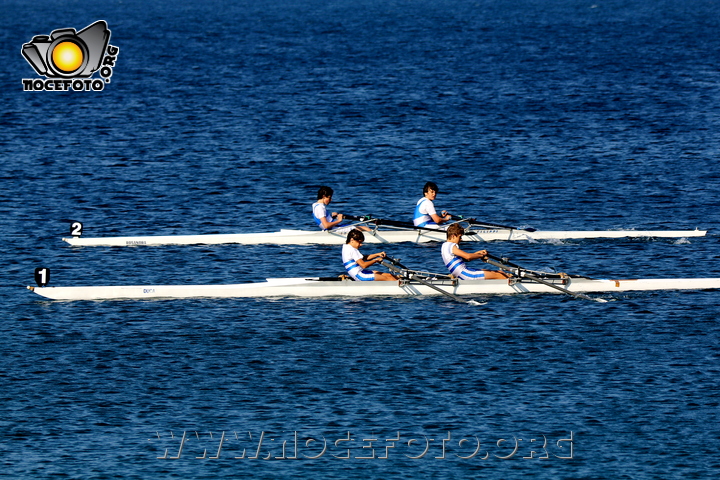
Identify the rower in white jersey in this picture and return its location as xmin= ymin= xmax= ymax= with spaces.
xmin=312 ymin=186 xmax=368 ymax=233
xmin=441 ymin=224 xmax=510 ymax=280
xmin=342 ymin=229 xmax=398 ymax=281
xmin=414 ymin=181 xmax=452 ymax=229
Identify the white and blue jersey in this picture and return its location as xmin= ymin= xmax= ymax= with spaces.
xmin=413 ymin=198 xmax=436 ymax=227
xmin=441 ymin=241 xmax=485 ymax=280
xmin=342 ymin=244 xmax=375 ymax=281
xmin=413 ymin=197 xmax=447 ymax=229
xmin=313 ymin=201 xmax=352 ymax=232
xmin=313 ymin=201 xmax=333 ymax=230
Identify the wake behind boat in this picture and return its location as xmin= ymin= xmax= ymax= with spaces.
xmin=61 ymin=218 xmax=707 ymax=247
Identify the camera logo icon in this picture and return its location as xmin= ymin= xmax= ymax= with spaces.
xmin=22 ymin=20 xmax=110 ymax=78
xmin=22 ymin=20 xmax=119 ymax=91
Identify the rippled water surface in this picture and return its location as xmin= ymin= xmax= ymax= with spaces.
xmin=2 ymin=0 xmax=720 ymax=478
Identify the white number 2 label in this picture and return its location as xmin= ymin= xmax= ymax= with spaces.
xmin=70 ymin=221 xmax=83 ymax=237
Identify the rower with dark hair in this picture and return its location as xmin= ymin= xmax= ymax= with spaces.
xmin=312 ymin=186 xmax=349 ymax=232
xmin=342 ymin=229 xmax=398 ymax=281
xmin=441 ymin=223 xmax=510 ymax=280
xmin=313 ymin=186 xmax=368 ymax=233
xmin=413 ymin=181 xmax=452 ymax=229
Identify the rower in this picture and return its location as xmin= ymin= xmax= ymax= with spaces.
xmin=312 ymin=186 xmax=369 ymax=233
xmin=342 ymin=229 xmax=398 ymax=281
xmin=413 ymin=181 xmax=452 ymax=229
xmin=441 ymin=223 xmax=510 ymax=280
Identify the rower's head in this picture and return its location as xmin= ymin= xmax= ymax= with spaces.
xmin=446 ymin=223 xmax=464 ymax=240
xmin=346 ymin=228 xmax=365 ymax=246
xmin=317 ymin=186 xmax=334 ymax=202
xmin=423 ymin=181 xmax=439 ymax=199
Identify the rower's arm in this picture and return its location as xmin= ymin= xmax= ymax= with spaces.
xmin=358 ymin=252 xmax=386 ymax=268
xmin=319 ymin=214 xmax=344 ymax=229
xmin=430 ymin=212 xmax=451 ymax=224
xmin=452 ymin=245 xmax=487 ymax=262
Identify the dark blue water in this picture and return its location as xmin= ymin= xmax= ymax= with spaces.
xmin=2 ymin=0 xmax=720 ymax=478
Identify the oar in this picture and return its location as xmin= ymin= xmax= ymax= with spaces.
xmin=483 ymin=253 xmax=607 ymax=303
xmin=344 ymin=215 xmax=465 ymax=234
xmin=381 ymin=257 xmax=483 ymax=306
xmin=451 ymin=215 xmax=537 ymax=232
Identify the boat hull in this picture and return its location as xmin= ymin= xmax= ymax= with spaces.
xmin=62 ymin=227 xmax=708 ymax=247
xmin=27 ymin=277 xmax=720 ymax=301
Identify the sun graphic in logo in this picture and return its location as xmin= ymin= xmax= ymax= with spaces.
xmin=51 ymin=41 xmax=84 ymax=73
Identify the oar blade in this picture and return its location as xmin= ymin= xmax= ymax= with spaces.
xmin=467 ymin=299 xmax=486 ymax=306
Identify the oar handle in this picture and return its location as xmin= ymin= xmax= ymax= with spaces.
xmin=484 ymin=253 xmax=524 ymax=270
xmin=343 ymin=214 xmax=375 ymax=222
xmin=383 ymin=256 xmax=410 ymax=270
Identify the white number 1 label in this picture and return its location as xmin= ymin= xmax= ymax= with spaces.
xmin=34 ymin=268 xmax=50 ymax=287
